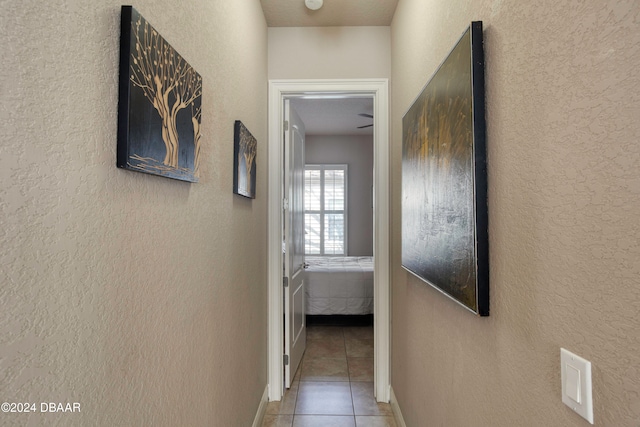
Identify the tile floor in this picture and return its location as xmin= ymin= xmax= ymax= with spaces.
xmin=262 ymin=325 xmax=397 ymax=427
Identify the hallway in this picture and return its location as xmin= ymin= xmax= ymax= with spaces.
xmin=262 ymin=325 xmax=396 ymax=427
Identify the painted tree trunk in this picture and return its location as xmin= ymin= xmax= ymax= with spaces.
xmin=192 ymin=116 xmax=201 ymax=173
xmin=152 ymin=78 xmax=182 ymax=169
xmin=243 ymin=152 xmax=255 ymax=194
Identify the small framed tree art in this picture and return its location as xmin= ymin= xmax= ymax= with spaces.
xmin=233 ymin=121 xmax=257 ymax=199
xmin=117 ymin=6 xmax=202 ymax=182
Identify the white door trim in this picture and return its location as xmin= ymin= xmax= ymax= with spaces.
xmin=267 ymin=79 xmax=390 ymax=402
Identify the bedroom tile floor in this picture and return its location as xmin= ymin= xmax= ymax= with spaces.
xmin=262 ymin=325 xmax=397 ymax=427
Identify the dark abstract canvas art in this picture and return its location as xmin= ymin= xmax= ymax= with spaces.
xmin=401 ymin=22 xmax=489 ymax=315
xmin=117 ymin=6 xmax=202 ymax=182
xmin=233 ymin=121 xmax=257 ymax=199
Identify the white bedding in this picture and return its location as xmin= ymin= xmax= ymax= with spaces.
xmin=305 ymin=256 xmax=374 ymax=315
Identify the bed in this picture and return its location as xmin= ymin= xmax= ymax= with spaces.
xmin=305 ymin=256 xmax=374 ymax=315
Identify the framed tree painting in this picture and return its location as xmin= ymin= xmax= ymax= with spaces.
xmin=233 ymin=121 xmax=257 ymax=199
xmin=117 ymin=6 xmax=202 ymax=182
xmin=401 ymin=22 xmax=489 ymax=316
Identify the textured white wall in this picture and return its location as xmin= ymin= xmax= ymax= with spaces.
xmin=391 ymin=0 xmax=640 ymax=425
xmin=306 ymin=135 xmax=374 ymax=256
xmin=268 ymin=26 xmax=391 ymax=79
xmin=0 ymin=0 xmax=268 ymax=425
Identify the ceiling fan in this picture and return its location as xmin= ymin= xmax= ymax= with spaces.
xmin=357 ymin=113 xmax=373 ymax=129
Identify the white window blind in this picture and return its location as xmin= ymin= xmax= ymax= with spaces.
xmin=304 ymin=165 xmax=347 ymax=255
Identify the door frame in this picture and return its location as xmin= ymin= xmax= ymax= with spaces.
xmin=267 ymin=79 xmax=390 ymax=402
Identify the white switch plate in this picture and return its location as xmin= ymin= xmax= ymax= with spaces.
xmin=561 ymin=348 xmax=593 ymax=424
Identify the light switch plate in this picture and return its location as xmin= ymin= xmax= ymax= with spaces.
xmin=561 ymin=348 xmax=593 ymax=424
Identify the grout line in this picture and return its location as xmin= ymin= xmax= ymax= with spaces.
xmin=289 ymin=325 xmax=381 ymax=424
xmin=349 ymin=370 xmax=356 ymax=421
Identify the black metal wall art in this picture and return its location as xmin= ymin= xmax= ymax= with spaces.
xmin=401 ymin=22 xmax=489 ymax=315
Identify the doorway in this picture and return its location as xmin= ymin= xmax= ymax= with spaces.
xmin=267 ymin=79 xmax=390 ymax=403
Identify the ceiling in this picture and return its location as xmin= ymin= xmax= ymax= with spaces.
xmin=290 ymin=97 xmax=374 ymax=136
xmin=261 ymin=0 xmax=399 ymax=27
xmin=262 ymin=0 xmax=395 ymax=137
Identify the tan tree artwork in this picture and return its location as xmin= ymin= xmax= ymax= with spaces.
xmin=233 ymin=121 xmax=257 ymax=198
xmin=117 ymin=6 xmax=202 ymax=182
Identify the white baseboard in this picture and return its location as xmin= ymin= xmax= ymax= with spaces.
xmin=390 ymin=386 xmax=407 ymax=427
xmin=252 ymin=386 xmax=269 ymax=427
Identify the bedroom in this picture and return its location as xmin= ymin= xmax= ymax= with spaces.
xmin=292 ymin=96 xmax=375 ymax=326
xmin=284 ymin=96 xmax=376 ymax=383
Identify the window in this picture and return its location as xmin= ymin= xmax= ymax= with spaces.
xmin=304 ymin=165 xmax=348 ymax=255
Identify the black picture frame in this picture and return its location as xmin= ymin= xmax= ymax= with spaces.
xmin=117 ymin=6 xmax=202 ymax=183
xmin=401 ymin=21 xmax=489 ymax=316
xmin=233 ymin=121 xmax=257 ymax=199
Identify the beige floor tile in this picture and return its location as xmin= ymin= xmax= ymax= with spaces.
xmin=345 ymin=338 xmax=374 ymax=358
xmin=307 ymin=326 xmax=345 ymax=341
xmin=351 ymin=382 xmax=393 ymax=416
xmin=305 ymin=339 xmax=347 ymax=359
xmin=267 ymin=382 xmax=299 ymax=415
xmin=262 ymin=414 xmax=294 ymax=427
xmin=293 ymin=362 xmax=302 ymax=383
xmin=292 ymin=415 xmax=356 ymax=427
xmin=272 ymin=325 xmax=387 ymax=424
xmin=355 ymin=416 xmax=397 ymax=427
xmin=301 ymin=357 xmax=350 ymax=382
xmin=295 ymin=381 xmax=354 ymax=415
xmin=347 ymin=357 xmax=374 ymax=382
xmin=343 ymin=326 xmax=374 ymax=340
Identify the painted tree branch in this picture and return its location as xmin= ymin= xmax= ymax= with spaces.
xmin=238 ymin=126 xmax=257 ymax=194
xmin=129 ymin=16 xmax=202 ymax=169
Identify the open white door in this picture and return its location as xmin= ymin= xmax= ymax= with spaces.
xmin=283 ymin=99 xmax=306 ymax=388
xmin=268 ymin=79 xmax=389 ymax=403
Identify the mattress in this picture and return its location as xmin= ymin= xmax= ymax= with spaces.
xmin=305 ymin=256 xmax=374 ymax=315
